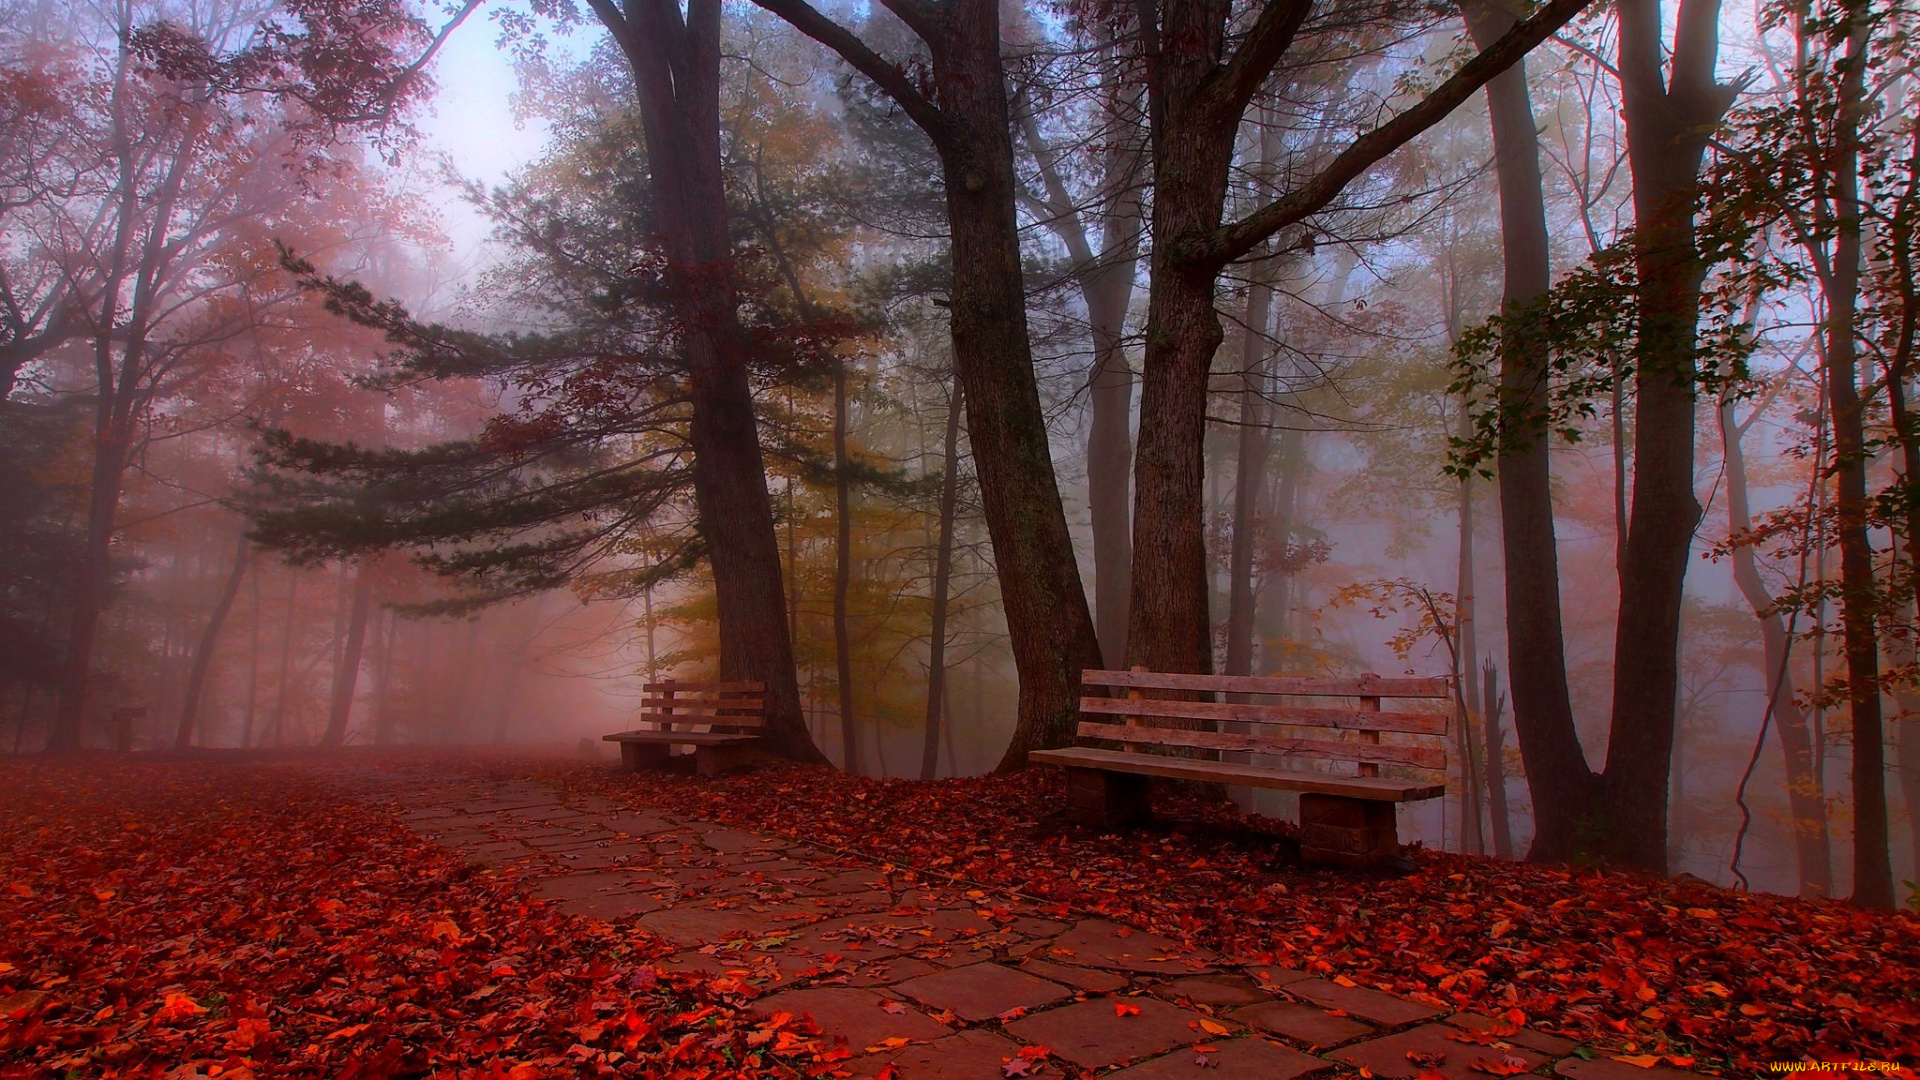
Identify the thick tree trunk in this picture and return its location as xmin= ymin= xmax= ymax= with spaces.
xmin=923 ymin=6 xmax=1104 ymax=768
xmin=922 ymin=383 xmax=963 ymax=781
xmin=173 ymin=534 xmax=250 ymax=751
xmin=320 ymin=565 xmax=373 ymax=749
xmin=597 ymin=0 xmax=828 ymax=765
xmin=1461 ymin=0 xmax=1595 ymax=858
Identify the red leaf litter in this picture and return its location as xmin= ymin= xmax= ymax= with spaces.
xmin=0 ymin=758 xmax=845 ymax=1079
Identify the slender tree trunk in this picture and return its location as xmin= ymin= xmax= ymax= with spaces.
xmin=241 ymin=560 xmax=262 ymax=749
xmin=173 ymin=534 xmax=250 ymax=751
xmin=271 ymin=571 xmax=298 ymax=748
xmin=1720 ymin=398 xmax=1833 ymax=895
xmin=320 ymin=565 xmax=373 ymax=749
xmin=922 ymin=382 xmax=964 ymax=781
xmin=1456 ymin=472 xmax=1486 ymax=855
xmin=1226 ymin=247 xmax=1278 ymax=679
xmin=1811 ymin=10 xmax=1891 ymax=907
xmin=371 ymin=609 xmax=394 ymax=747
xmin=834 ymin=354 xmax=860 ymax=775
xmin=1482 ymin=660 xmax=1515 ymax=858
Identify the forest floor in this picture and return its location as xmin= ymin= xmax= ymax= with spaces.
xmin=1 ymin=749 xmax=1915 ymax=1080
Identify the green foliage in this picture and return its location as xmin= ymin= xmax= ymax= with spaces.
xmin=1445 ymin=235 xmax=1768 ymax=479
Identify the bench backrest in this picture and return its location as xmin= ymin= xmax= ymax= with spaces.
xmin=1078 ymin=669 xmax=1450 ymax=777
xmin=641 ymin=679 xmax=767 ymax=733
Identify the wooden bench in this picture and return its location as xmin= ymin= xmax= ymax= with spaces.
xmin=603 ymin=680 xmax=766 ymax=776
xmin=1030 ymin=669 xmax=1451 ymax=866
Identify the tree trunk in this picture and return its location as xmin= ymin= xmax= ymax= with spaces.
xmin=1462 ymin=0 xmax=1595 ymax=861
xmin=241 ymin=559 xmax=262 ymax=750
xmin=271 ymin=571 xmax=298 ymax=748
xmin=1720 ymin=398 xmax=1833 ymax=896
xmin=922 ymin=382 xmax=964 ymax=780
xmin=173 ymin=534 xmax=250 ymax=751
xmin=1482 ymin=660 xmax=1515 ymax=858
xmin=320 ymin=565 xmax=373 ymax=749
xmin=1812 ymin=10 xmax=1891 ymax=908
xmin=834 ymin=354 xmax=860 ymax=774
xmin=48 ymin=428 xmax=133 ymax=753
xmin=1225 ymin=263 xmax=1276 ymax=678
xmin=594 ymin=0 xmax=826 ymax=764
xmin=753 ymin=0 xmax=1104 ymax=769
xmin=1585 ymin=0 xmax=1737 ymax=874
xmin=1456 ymin=472 xmax=1486 ymax=855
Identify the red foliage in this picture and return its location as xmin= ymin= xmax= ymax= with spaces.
xmin=0 ymin=759 xmax=835 ymax=1079
xmin=527 ymin=760 xmax=1920 ymax=1075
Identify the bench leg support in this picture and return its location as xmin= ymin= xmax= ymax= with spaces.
xmin=1298 ymin=794 xmax=1399 ymax=867
xmin=620 ymin=741 xmax=672 ymax=772
xmin=693 ymin=742 xmax=759 ymax=776
xmin=1065 ymin=767 xmax=1151 ymax=830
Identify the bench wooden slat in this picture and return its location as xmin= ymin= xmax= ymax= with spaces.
xmin=604 ymin=730 xmax=760 ymax=746
xmin=1077 ymin=722 xmax=1447 ymax=770
xmin=641 ymin=696 xmax=766 ymax=712
xmin=1082 ymin=669 xmax=1447 ymax=698
xmin=639 ymin=715 xmax=766 ymax=731
xmin=1079 ymin=695 xmax=1448 ymax=735
xmin=643 ymin=680 xmax=766 ymax=693
xmin=1032 ymin=746 xmax=1445 ymax=802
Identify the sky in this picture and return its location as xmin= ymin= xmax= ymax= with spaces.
xmin=414 ymin=11 xmax=559 ymax=257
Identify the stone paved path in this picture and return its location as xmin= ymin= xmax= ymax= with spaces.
xmin=344 ymin=763 xmax=1713 ymax=1080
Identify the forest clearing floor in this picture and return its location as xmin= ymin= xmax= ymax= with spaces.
xmin=2 ymin=750 xmax=1916 ymax=1080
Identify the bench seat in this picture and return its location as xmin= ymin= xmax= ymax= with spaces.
xmin=1029 ymin=746 xmax=1444 ymax=801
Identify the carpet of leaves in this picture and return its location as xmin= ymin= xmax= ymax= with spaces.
xmin=0 ymin=757 xmax=835 ymax=1080
xmin=530 ymin=758 xmax=1920 ymax=1076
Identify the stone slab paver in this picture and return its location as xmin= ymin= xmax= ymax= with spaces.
xmin=1155 ymin=973 xmax=1272 ymax=1008
xmin=1017 ymin=956 xmax=1129 ymax=993
xmin=848 ymin=1028 xmax=1024 ymax=1079
xmin=1555 ymin=1057 xmax=1714 ymax=1080
xmin=1109 ymin=1036 xmax=1332 ymax=1080
xmin=347 ymin=757 xmax=1678 ymax=1080
xmin=755 ymin=986 xmax=950 ymax=1054
xmin=1039 ymin=918 xmax=1218 ymax=974
xmin=1334 ymin=1023 xmax=1550 ymax=1080
xmin=891 ymin=961 xmax=1072 ymax=1022
xmin=1446 ymin=1012 xmax=1579 ymax=1056
xmin=1004 ymin=995 xmax=1213 ymax=1069
xmin=1229 ymin=999 xmax=1375 ymax=1048
xmin=1286 ymin=977 xmax=1443 ymax=1026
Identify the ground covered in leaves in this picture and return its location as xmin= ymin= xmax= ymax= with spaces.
xmin=530 ymin=757 xmax=1920 ymax=1075
xmin=0 ymin=757 xmax=835 ymax=1080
